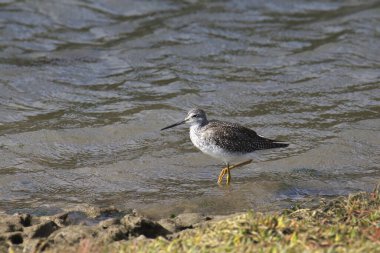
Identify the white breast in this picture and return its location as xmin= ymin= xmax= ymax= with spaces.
xmin=189 ymin=125 xmax=204 ymax=151
xmin=189 ymin=125 xmax=244 ymax=163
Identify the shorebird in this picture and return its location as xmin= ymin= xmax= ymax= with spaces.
xmin=161 ymin=108 xmax=288 ymax=185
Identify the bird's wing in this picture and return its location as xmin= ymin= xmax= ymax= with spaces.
xmin=202 ymin=120 xmax=288 ymax=153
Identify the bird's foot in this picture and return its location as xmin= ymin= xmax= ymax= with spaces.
xmin=218 ymin=167 xmax=232 ymax=185
xmin=217 ymin=159 xmax=253 ymax=185
xmin=217 ymin=168 xmax=228 ymax=185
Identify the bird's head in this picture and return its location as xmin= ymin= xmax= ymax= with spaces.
xmin=161 ymin=108 xmax=208 ymax=130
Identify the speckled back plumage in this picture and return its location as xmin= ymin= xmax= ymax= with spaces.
xmin=199 ymin=120 xmax=288 ymax=153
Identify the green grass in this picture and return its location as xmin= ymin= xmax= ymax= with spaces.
xmin=112 ymin=188 xmax=380 ymax=253
xmin=44 ymin=186 xmax=380 ymax=253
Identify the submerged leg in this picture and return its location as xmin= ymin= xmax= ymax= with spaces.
xmin=217 ymin=159 xmax=253 ymax=185
xmin=226 ymin=164 xmax=231 ymax=185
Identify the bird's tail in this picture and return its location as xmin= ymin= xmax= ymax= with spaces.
xmin=272 ymin=141 xmax=289 ymax=148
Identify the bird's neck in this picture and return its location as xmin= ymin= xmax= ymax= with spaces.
xmin=191 ymin=120 xmax=208 ymax=130
xmin=190 ymin=122 xmax=207 ymax=138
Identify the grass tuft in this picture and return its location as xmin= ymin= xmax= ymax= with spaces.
xmin=47 ymin=185 xmax=380 ymax=253
xmin=114 ymin=187 xmax=380 ymax=253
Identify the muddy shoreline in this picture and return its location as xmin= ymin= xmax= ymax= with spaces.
xmin=0 ymin=205 xmax=234 ymax=252
xmin=2 ymin=189 xmax=379 ymax=252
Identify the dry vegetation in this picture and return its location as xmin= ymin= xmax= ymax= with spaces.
xmin=41 ymin=185 xmax=380 ymax=253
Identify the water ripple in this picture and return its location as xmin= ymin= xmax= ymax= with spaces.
xmin=0 ymin=0 xmax=379 ymax=215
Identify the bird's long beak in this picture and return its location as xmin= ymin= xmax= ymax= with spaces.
xmin=160 ymin=120 xmax=186 ymax=131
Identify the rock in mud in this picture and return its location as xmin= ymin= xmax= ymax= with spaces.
xmin=0 ymin=208 xmax=217 ymax=252
xmin=157 ymin=218 xmax=178 ymax=233
xmin=0 ymin=213 xmax=32 ymax=233
xmin=121 ymin=214 xmax=170 ymax=238
xmin=98 ymin=218 xmax=121 ymax=229
xmin=48 ymin=225 xmax=97 ymax=246
xmin=174 ymin=213 xmax=208 ymax=229
xmin=98 ymin=225 xmax=129 ymax=242
xmin=24 ymin=220 xmax=59 ymax=239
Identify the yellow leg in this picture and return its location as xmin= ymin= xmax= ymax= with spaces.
xmin=226 ymin=166 xmax=231 ymax=185
xmin=217 ymin=159 xmax=253 ymax=185
xmin=217 ymin=167 xmax=228 ymax=184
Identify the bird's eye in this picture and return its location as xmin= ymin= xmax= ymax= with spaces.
xmin=192 ymin=114 xmax=197 ymax=118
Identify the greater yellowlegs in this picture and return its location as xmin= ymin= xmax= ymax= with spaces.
xmin=161 ymin=108 xmax=288 ymax=185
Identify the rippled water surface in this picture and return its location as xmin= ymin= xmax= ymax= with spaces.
xmin=0 ymin=0 xmax=379 ymax=216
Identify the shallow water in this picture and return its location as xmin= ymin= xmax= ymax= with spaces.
xmin=0 ymin=0 xmax=379 ymax=217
